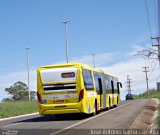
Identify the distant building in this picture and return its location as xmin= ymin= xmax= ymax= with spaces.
xmin=157 ymin=82 xmax=160 ymax=90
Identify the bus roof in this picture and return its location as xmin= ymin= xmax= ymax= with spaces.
xmin=103 ymin=70 xmax=117 ymax=78
xmin=38 ymin=62 xmax=91 ymax=69
xmin=38 ymin=62 xmax=117 ymax=78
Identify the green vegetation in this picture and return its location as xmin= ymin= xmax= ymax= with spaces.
xmin=158 ymin=106 xmax=160 ymax=129
xmin=134 ymin=89 xmax=160 ymax=128
xmin=0 ymin=101 xmax=38 ymax=118
xmin=134 ymin=89 xmax=160 ymax=99
xmin=3 ymin=81 xmax=36 ymax=101
xmin=0 ymin=81 xmax=37 ymax=119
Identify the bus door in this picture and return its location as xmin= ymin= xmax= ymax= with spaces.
xmin=98 ymin=78 xmax=103 ymax=108
xmin=111 ymin=80 xmax=114 ymax=105
xmin=98 ymin=75 xmax=106 ymax=109
xmin=94 ymin=72 xmax=106 ymax=109
xmin=102 ymin=74 xmax=106 ymax=109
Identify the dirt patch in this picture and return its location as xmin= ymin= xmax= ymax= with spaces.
xmin=129 ymin=98 xmax=159 ymax=134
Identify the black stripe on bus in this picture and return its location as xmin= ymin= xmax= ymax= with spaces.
xmin=43 ymin=85 xmax=76 ymax=91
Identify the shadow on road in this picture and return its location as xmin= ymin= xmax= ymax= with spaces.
xmin=13 ymin=114 xmax=89 ymax=123
xmin=12 ymin=101 xmax=129 ymax=124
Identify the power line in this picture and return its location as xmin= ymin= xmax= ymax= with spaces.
xmin=148 ymin=60 xmax=157 ymax=77
xmin=145 ymin=0 xmax=153 ymax=38
xmin=158 ymin=0 xmax=160 ymax=36
xmin=131 ymin=59 xmax=149 ymax=79
xmin=154 ymin=0 xmax=158 ymax=35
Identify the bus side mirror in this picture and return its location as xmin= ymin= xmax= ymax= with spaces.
xmin=119 ymin=82 xmax=122 ymax=88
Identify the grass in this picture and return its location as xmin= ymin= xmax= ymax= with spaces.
xmin=133 ymin=89 xmax=160 ymax=99
xmin=0 ymin=101 xmax=38 ymax=118
xmin=133 ymin=89 xmax=160 ymax=128
xmin=158 ymin=105 xmax=160 ymax=128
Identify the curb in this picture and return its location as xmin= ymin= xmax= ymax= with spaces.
xmin=0 ymin=112 xmax=38 ymax=121
xmin=129 ymin=98 xmax=159 ymax=130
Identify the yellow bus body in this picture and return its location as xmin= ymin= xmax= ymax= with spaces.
xmin=37 ymin=63 xmax=121 ymax=115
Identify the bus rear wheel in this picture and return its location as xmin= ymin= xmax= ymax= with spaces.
xmin=109 ymin=97 xmax=113 ymax=109
xmin=92 ymin=101 xmax=97 ymax=116
xmin=113 ymin=97 xmax=118 ymax=108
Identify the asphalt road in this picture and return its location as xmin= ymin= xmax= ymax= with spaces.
xmin=0 ymin=99 xmax=149 ymax=135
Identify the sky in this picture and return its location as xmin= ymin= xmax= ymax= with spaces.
xmin=0 ymin=0 xmax=160 ymax=101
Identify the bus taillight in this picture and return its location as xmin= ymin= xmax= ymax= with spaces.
xmin=37 ymin=92 xmax=42 ymax=103
xmin=79 ymin=89 xmax=84 ymax=101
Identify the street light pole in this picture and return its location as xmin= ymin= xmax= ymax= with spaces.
xmin=26 ymin=48 xmax=30 ymax=101
xmin=62 ymin=20 xmax=69 ymax=63
xmin=92 ymin=54 xmax=96 ymax=68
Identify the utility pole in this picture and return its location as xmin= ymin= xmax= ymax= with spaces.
xmin=151 ymin=0 xmax=160 ymax=68
xmin=126 ymin=75 xmax=132 ymax=94
xmin=158 ymin=0 xmax=160 ymax=37
xmin=152 ymin=37 xmax=160 ymax=68
xmin=62 ymin=20 xmax=70 ymax=63
xmin=26 ymin=48 xmax=30 ymax=101
xmin=142 ymin=67 xmax=149 ymax=94
xmin=92 ymin=54 xmax=96 ymax=68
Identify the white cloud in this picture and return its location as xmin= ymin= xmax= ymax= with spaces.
xmin=70 ymin=52 xmax=119 ymax=67
xmin=1 ymin=47 xmax=160 ymax=101
xmin=128 ymin=43 xmax=155 ymax=56
xmin=0 ymin=68 xmax=37 ymax=101
xmin=99 ymin=56 xmax=160 ymax=100
xmin=100 ymin=58 xmax=159 ymax=90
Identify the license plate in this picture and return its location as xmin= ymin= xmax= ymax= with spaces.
xmin=55 ymin=105 xmax=66 ymax=108
xmin=56 ymin=100 xmax=64 ymax=104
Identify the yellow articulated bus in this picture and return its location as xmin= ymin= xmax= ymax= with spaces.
xmin=37 ymin=62 xmax=122 ymax=116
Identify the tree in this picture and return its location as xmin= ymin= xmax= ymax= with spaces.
xmin=135 ymin=36 xmax=160 ymax=69
xmin=2 ymin=98 xmax=13 ymax=102
xmin=136 ymin=47 xmax=158 ymax=60
xmin=4 ymin=81 xmax=36 ymax=101
xmin=135 ymin=46 xmax=160 ymax=71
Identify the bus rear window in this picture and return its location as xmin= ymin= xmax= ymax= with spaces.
xmin=40 ymin=67 xmax=77 ymax=83
xmin=61 ymin=72 xmax=75 ymax=78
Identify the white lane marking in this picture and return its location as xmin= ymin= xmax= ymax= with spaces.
xmin=0 ymin=113 xmax=38 ymax=122
xmin=50 ymin=100 xmax=137 ymax=135
xmin=3 ymin=123 xmax=23 ymax=128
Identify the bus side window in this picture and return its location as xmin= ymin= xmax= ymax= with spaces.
xmin=93 ymin=72 xmax=102 ymax=94
xmin=82 ymin=69 xmax=94 ymax=90
xmin=105 ymin=75 xmax=110 ymax=93
xmin=113 ymin=78 xmax=118 ymax=93
xmin=111 ymin=80 xmax=114 ymax=94
xmin=117 ymin=82 xmax=120 ymax=94
xmin=98 ymin=78 xmax=103 ymax=94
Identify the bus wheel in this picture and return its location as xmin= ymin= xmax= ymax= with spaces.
xmin=92 ymin=101 xmax=97 ymax=116
xmin=113 ymin=97 xmax=118 ymax=108
xmin=109 ymin=98 xmax=112 ymax=109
